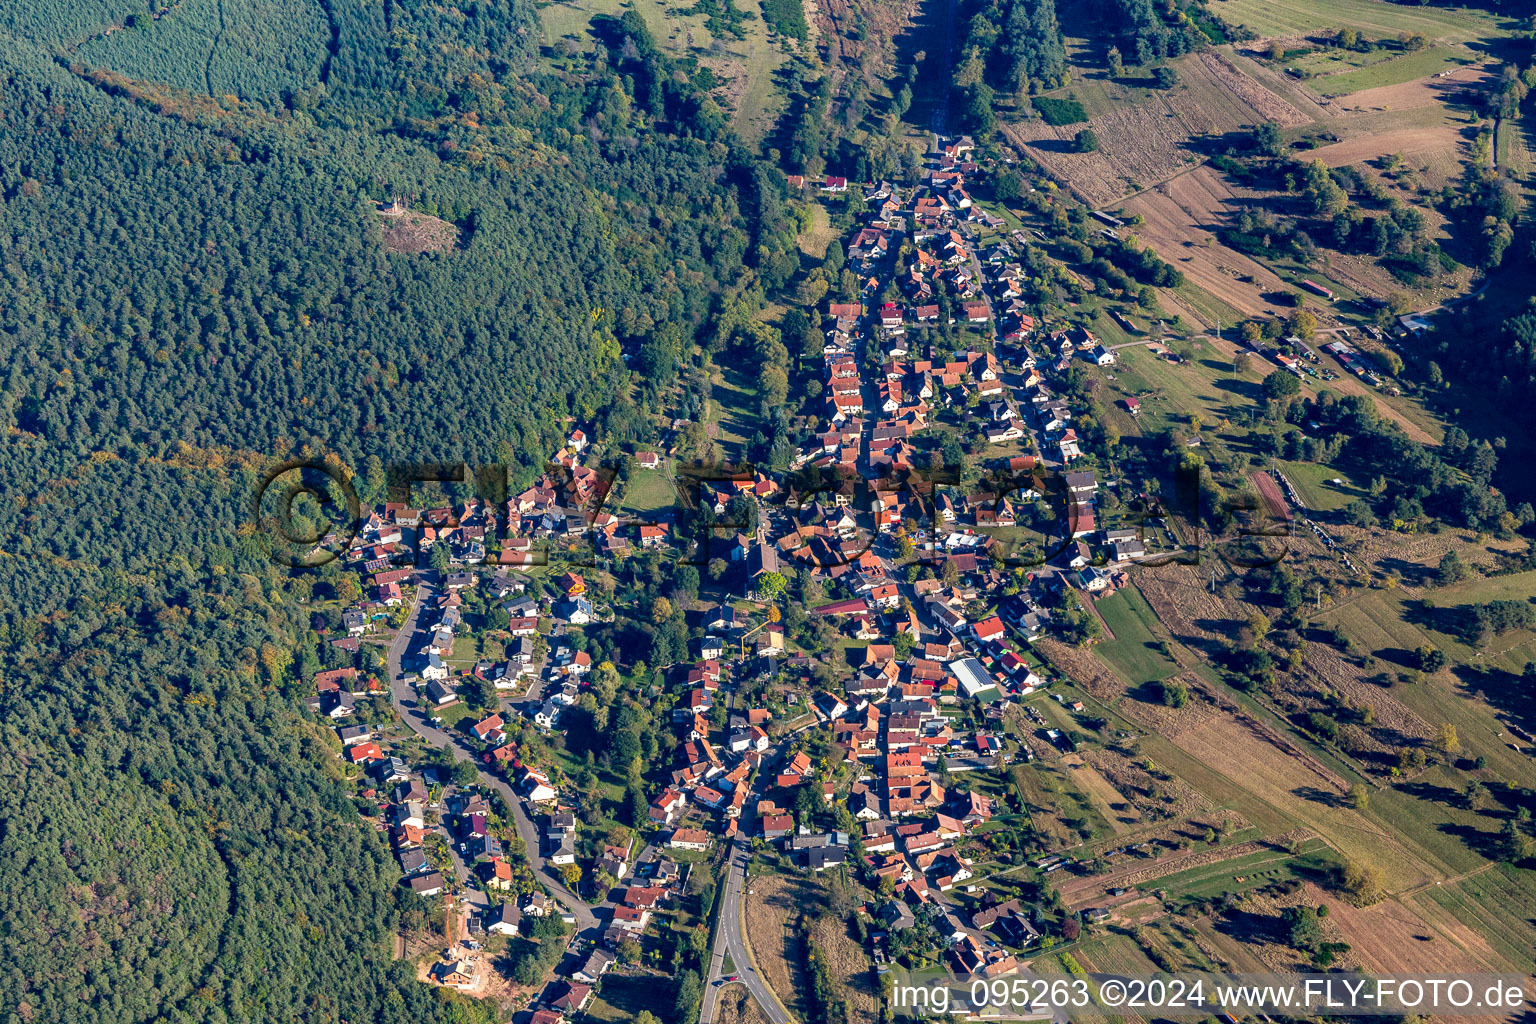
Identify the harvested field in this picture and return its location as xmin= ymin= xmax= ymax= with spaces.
xmin=1006 ymin=52 xmax=1307 ymax=207
xmin=1063 ymin=754 xmax=1142 ymax=833
xmin=1170 ymin=713 xmax=1436 ymax=890
xmin=1208 ymin=0 xmax=1505 ymax=44
xmin=1308 ymin=48 xmax=1480 ymax=99
xmin=1303 ymin=66 xmax=1493 ymax=174
xmin=1134 ymin=562 xmax=1264 ymax=650
xmin=1121 ymin=166 xmax=1294 ymax=318
xmin=1194 ymin=51 xmax=1310 ymax=127
xmin=1297 ymin=641 xmax=1434 ymax=748
xmin=1317 ymin=878 xmax=1510 ymax=976
xmin=1225 ymin=49 xmax=1333 ymax=120
xmin=1412 ymin=864 xmax=1536 ymax=974
xmin=1216 ymin=883 xmax=1353 ymax=971
xmin=1309 ymin=124 xmax=1460 ymax=169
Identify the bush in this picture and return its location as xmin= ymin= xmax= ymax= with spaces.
xmin=1034 ymin=95 xmax=1088 ymax=126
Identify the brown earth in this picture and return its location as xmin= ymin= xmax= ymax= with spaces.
xmin=1006 ymin=50 xmax=1311 ymax=208
xmin=1194 ymin=50 xmax=1311 ymax=127
xmin=1122 ymin=166 xmax=1295 ymax=319
xmin=1223 ymin=881 xmax=1523 ymax=1023
xmin=1328 ymin=63 xmax=1493 ymax=117
xmin=378 ymin=206 xmax=460 ymax=254
xmin=1308 ymin=126 xmax=1459 ymax=169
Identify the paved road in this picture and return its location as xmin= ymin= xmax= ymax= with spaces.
xmin=385 ymin=575 xmax=599 ymax=934
xmin=698 ymin=706 xmax=830 ymax=1024
xmin=700 ymin=839 xmax=792 ymax=1024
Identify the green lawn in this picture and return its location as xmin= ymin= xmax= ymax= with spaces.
xmin=1153 ymin=837 xmax=1337 ymax=902
xmin=620 ymin=464 xmax=677 ymax=516
xmin=1307 ymin=47 xmax=1480 ymax=98
xmin=585 ymin=974 xmax=676 ymax=1022
xmin=1278 ymin=460 xmax=1362 ymax=513
xmin=1108 ymin=342 xmax=1265 ymax=445
xmin=704 ymin=359 xmax=761 ymax=458
xmin=1094 ymin=585 xmax=1181 ymax=684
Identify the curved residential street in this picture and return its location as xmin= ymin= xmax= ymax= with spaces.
xmin=385 ymin=574 xmax=598 ymax=934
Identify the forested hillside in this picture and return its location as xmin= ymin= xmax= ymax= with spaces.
xmin=0 ymin=1 xmax=770 ymax=1019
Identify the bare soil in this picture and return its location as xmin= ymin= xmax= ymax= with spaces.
xmin=1122 ymin=166 xmax=1296 ymax=318
xmin=378 ymin=206 xmax=460 ymax=254
xmin=1005 ymin=51 xmax=1309 ymax=208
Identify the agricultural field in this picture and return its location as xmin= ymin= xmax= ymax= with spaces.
xmin=1150 ymin=836 xmax=1338 ymax=902
xmin=1307 ymin=877 xmax=1531 ymax=987
xmin=1207 ymin=0 xmax=1512 ymax=45
xmin=1062 ymin=755 xmax=1143 ymax=834
xmin=1008 ymin=8 xmax=1505 ymax=329
xmin=1006 ymin=51 xmax=1314 ymax=208
xmin=1277 ymin=459 xmax=1361 ymax=513
xmin=1093 ymin=585 xmax=1182 ymax=685
xmin=1122 ymin=169 xmax=1305 ymax=320
xmin=1318 ymin=570 xmax=1536 ymax=676
xmin=1166 ymin=712 xmax=1437 ymax=890
xmin=1413 ymin=865 xmax=1536 ymax=974
xmin=706 ymin=360 xmax=764 ymax=457
xmin=1010 ymin=759 xmax=1115 ymax=849
xmin=1304 ymin=47 xmax=1481 ymax=98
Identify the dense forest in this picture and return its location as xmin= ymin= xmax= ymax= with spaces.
xmin=0 ymin=0 xmax=774 ymax=1020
